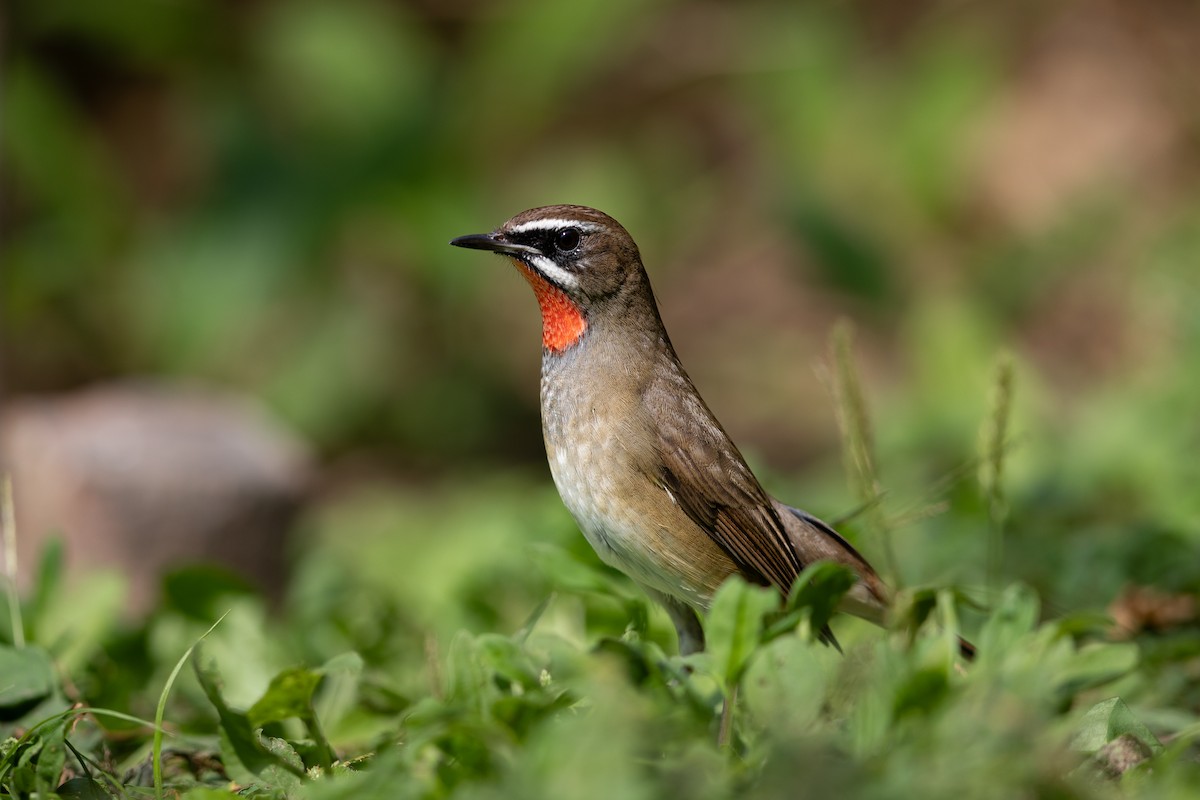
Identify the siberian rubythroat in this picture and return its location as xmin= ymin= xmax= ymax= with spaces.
xmin=452 ymin=205 xmax=973 ymax=658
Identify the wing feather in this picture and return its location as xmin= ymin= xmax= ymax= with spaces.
xmin=649 ymin=381 xmax=803 ymax=591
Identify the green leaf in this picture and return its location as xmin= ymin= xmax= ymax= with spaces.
xmin=0 ymin=645 xmax=56 ymax=716
xmin=33 ymin=717 xmax=67 ymax=795
xmin=891 ymin=585 xmax=982 ymax=642
xmin=262 ymin=733 xmax=306 ymax=773
xmin=443 ymin=632 xmax=492 ymax=710
xmin=592 ymin=637 xmax=715 ymax=723
xmin=248 ymin=668 xmax=324 ymax=728
xmin=742 ymin=635 xmax=832 ymax=732
xmin=32 ymin=571 xmax=126 ymax=675
xmin=314 ymin=652 xmax=365 ymax=735
xmin=1073 ymin=697 xmax=1165 ymax=756
xmin=26 ymin=539 xmax=64 ymax=642
xmin=979 ymin=583 xmax=1040 ymax=658
xmin=1052 ymin=611 xmax=1116 ymax=639
xmin=891 ymin=666 xmax=950 ymax=721
xmin=476 ymin=633 xmax=543 ymax=692
xmin=56 ymin=776 xmax=112 ymax=799
xmin=248 ymin=665 xmax=335 ymax=770
xmin=705 ymin=578 xmax=778 ymax=687
xmin=193 ymin=649 xmax=306 ymax=792
xmin=1055 ymin=644 xmax=1140 ymax=702
xmin=291 ymin=748 xmax=418 ymax=800
xmin=762 ymin=562 xmax=857 ymax=644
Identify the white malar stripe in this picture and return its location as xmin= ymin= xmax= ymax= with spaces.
xmin=507 ymin=218 xmax=603 ymax=235
xmin=525 ymin=253 xmax=579 ymax=290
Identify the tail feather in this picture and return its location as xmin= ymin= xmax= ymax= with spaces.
xmin=958 ymin=635 xmax=977 ymax=661
xmin=818 ymin=625 xmax=843 ymax=653
xmin=774 ymin=499 xmax=979 ymax=662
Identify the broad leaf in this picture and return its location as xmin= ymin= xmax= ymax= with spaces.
xmin=0 ymin=645 xmax=55 ymax=715
xmin=705 ymin=578 xmax=778 ymax=687
xmin=1055 ymin=643 xmax=1140 ymax=701
xmin=194 ymin=649 xmax=305 ymax=793
xmin=979 ymin=583 xmax=1040 ymax=658
xmin=1073 ymin=697 xmax=1164 ymax=756
xmin=56 ymin=776 xmax=111 ymax=799
xmin=763 ymin=561 xmax=857 ymax=644
xmin=248 ymin=667 xmax=324 ymax=728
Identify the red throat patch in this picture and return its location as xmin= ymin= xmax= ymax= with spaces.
xmin=510 ymin=259 xmax=588 ymax=353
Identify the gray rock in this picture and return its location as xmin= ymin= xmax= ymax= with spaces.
xmin=0 ymin=381 xmax=312 ymax=612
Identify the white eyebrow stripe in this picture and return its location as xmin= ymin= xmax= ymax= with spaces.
xmin=525 ymin=253 xmax=579 ymax=290
xmin=507 ymin=219 xmax=603 ymax=235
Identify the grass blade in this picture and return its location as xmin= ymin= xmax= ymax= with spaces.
xmin=2 ymin=476 xmax=24 ymax=648
xmin=154 ymin=611 xmax=230 ymax=800
xmin=978 ymin=353 xmax=1014 ymax=597
xmin=823 ymin=321 xmax=900 ymax=586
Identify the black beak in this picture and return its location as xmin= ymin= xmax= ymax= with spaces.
xmin=449 ymin=232 xmax=538 ymax=256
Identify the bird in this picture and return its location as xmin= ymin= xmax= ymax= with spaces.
xmin=451 ymin=205 xmax=973 ymax=659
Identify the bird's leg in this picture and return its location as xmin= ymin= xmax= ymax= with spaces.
xmin=717 ymin=682 xmax=738 ymax=748
xmin=643 ymin=587 xmax=738 ymax=743
xmin=643 ymin=587 xmax=706 ymax=655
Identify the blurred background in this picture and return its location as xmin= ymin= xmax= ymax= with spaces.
xmin=3 ymin=0 xmax=1199 ymax=643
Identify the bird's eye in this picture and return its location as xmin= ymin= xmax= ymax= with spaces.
xmin=554 ymin=227 xmax=581 ymax=253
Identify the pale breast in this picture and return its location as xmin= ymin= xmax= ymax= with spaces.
xmin=540 ymin=358 xmax=735 ymax=608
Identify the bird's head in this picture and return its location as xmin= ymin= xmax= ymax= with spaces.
xmin=450 ymin=205 xmax=649 ymax=353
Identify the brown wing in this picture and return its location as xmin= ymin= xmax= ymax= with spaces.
xmin=774 ymin=502 xmax=890 ymax=603
xmin=648 ymin=377 xmax=804 ymax=592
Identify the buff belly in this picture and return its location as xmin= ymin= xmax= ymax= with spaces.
xmin=541 ymin=406 xmax=735 ymax=610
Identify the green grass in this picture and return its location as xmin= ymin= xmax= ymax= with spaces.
xmin=0 ymin=545 xmax=1190 ymax=799
xmin=1 ymin=355 xmax=1198 ymax=799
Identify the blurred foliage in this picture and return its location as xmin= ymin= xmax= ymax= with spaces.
xmin=3 ymin=0 xmax=1200 ymax=796
xmin=6 ymin=0 xmax=1197 ymax=466
xmin=0 ymin=504 xmax=1198 ymax=798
